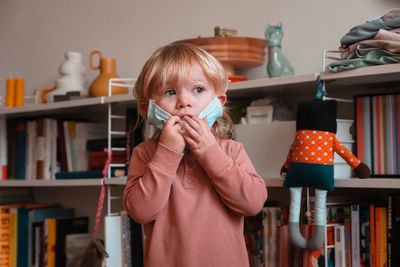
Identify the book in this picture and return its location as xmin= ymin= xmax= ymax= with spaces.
xmin=375 ymin=206 xmax=387 ymax=267
xmin=74 ymin=121 xmax=108 ymax=171
xmin=334 ymin=224 xmax=346 ymax=267
xmin=26 ymin=120 xmax=37 ymax=180
xmin=56 ymin=119 xmax=68 ymax=172
xmin=15 ymin=203 xmax=50 ymax=267
xmin=0 ymin=203 xmax=26 ymax=267
xmin=44 ymin=218 xmax=57 ymax=267
xmin=63 ymin=121 xmax=73 ymax=172
xmin=9 ymin=207 xmax=19 ymax=267
xmin=54 ymin=216 xmax=89 ymax=267
xmin=0 ymin=116 xmax=7 ymax=179
xmin=26 ymin=207 xmax=75 ymax=267
xmin=120 ymin=211 xmax=132 ymax=267
xmin=86 ymin=137 xmax=126 ymax=151
xmin=88 ymin=151 xmax=126 ymax=170
xmin=7 ymin=118 xmax=17 ymax=179
xmin=351 ymin=204 xmax=360 ymax=267
xmin=359 ymin=204 xmax=371 ymax=267
xmin=36 ymin=119 xmax=46 ymax=179
xmin=15 ymin=119 xmax=27 ymax=179
xmin=387 ymin=194 xmax=400 ymax=267
xmin=55 ymin=169 xmax=125 ymax=179
xmin=370 ymin=204 xmax=376 ymax=267
xmin=0 ymin=205 xmax=11 ymax=266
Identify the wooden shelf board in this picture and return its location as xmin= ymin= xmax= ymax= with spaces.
xmin=264 ymin=177 xmax=400 ymax=189
xmin=0 ymin=179 xmax=103 ymax=187
xmin=1 ymin=177 xmax=399 ymax=189
xmin=227 ymin=73 xmax=317 ymax=97
xmin=0 ymin=94 xmax=135 ymax=116
xmin=320 ymin=64 xmax=400 ymax=88
xmin=0 ymin=177 xmax=128 ymax=187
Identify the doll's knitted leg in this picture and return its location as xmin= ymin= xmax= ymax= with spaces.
xmin=307 ymin=189 xmax=327 ymax=251
xmin=288 ymin=187 xmax=307 ymax=248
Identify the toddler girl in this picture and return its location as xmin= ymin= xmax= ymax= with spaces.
xmin=123 ymin=42 xmax=267 ymax=267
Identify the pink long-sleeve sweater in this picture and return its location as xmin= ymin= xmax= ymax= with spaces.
xmin=123 ymin=138 xmax=267 ymax=267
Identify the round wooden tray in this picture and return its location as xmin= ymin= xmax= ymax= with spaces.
xmin=175 ymin=36 xmax=267 ymax=78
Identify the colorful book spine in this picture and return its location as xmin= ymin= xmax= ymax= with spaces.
xmin=15 ymin=119 xmax=27 ymax=179
xmin=0 ymin=206 xmax=11 ymax=266
xmin=351 ymin=204 xmax=360 ymax=267
xmin=0 ymin=116 xmax=7 ymax=179
xmin=355 ymin=93 xmax=400 ymax=176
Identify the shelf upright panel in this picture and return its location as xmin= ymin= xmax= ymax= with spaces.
xmin=106 ymin=78 xmax=137 ymax=217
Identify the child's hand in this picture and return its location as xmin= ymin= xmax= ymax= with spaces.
xmin=159 ymin=116 xmax=186 ymax=153
xmin=182 ymin=116 xmax=216 ymax=156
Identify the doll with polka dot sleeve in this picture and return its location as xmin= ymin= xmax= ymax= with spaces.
xmin=280 ymin=98 xmax=370 ymax=251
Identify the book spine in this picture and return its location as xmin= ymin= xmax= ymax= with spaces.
xmin=378 ymin=207 xmax=387 ymax=267
xmin=0 ymin=206 xmax=10 ymax=266
xmin=45 ymin=219 xmax=56 ymax=267
xmin=388 ymin=196 xmax=392 ymax=267
xmin=351 ymin=204 xmax=360 ymax=267
xmin=335 ymin=225 xmax=346 ymax=267
xmin=0 ymin=116 xmax=7 ymax=179
xmin=15 ymin=120 xmax=27 ymax=179
xmin=389 ymin=194 xmax=400 ymax=267
xmin=56 ymin=120 xmax=68 ymax=172
xmin=36 ymin=119 xmax=45 ymax=179
xmin=370 ymin=204 xmax=376 ymax=267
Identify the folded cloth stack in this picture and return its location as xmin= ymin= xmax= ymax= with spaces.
xmin=328 ymin=8 xmax=400 ymax=72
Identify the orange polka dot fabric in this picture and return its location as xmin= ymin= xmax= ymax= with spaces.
xmin=284 ymin=130 xmax=360 ymax=168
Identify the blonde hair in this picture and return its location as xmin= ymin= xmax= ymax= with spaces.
xmin=133 ymin=42 xmax=232 ymax=139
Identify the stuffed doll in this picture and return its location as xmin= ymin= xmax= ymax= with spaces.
xmin=280 ymin=98 xmax=370 ymax=251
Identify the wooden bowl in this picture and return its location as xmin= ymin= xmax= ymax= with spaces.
xmin=175 ymin=36 xmax=267 ymax=78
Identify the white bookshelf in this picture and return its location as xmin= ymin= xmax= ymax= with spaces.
xmin=1 ymin=64 xmax=400 ymax=190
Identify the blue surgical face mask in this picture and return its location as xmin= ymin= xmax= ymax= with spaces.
xmin=147 ymin=96 xmax=223 ymax=130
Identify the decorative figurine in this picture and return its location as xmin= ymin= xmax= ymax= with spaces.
xmin=264 ymin=23 xmax=294 ymax=78
xmin=46 ymin=51 xmax=86 ymax=102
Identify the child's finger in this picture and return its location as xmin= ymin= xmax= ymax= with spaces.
xmin=183 ymin=116 xmax=200 ymax=129
xmin=182 ymin=131 xmax=197 ymax=146
xmin=183 ymin=124 xmax=201 ymax=141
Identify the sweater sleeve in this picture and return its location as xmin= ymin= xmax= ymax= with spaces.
xmin=333 ymin=136 xmax=360 ymax=168
xmin=196 ymin=141 xmax=267 ymax=217
xmin=123 ymin=142 xmax=183 ymax=224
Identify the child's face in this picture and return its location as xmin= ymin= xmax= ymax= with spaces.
xmin=148 ymin=64 xmax=225 ymax=118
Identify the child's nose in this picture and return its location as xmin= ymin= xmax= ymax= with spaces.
xmin=176 ymin=94 xmax=192 ymax=109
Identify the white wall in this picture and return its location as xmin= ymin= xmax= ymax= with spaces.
xmin=0 ymin=0 xmax=397 ymax=98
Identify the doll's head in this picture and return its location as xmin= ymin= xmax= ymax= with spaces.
xmin=133 ymin=42 xmax=232 ymax=139
xmin=297 ymin=98 xmax=337 ymax=133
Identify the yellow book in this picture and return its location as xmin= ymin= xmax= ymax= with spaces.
xmin=0 ymin=206 xmax=10 ymax=267
xmin=377 ymin=207 xmax=387 ymax=267
xmin=45 ymin=218 xmax=57 ymax=267
xmin=9 ymin=208 xmax=18 ymax=267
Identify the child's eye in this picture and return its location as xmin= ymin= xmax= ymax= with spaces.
xmin=164 ymin=89 xmax=176 ymax=96
xmin=193 ymin=86 xmax=203 ymax=93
